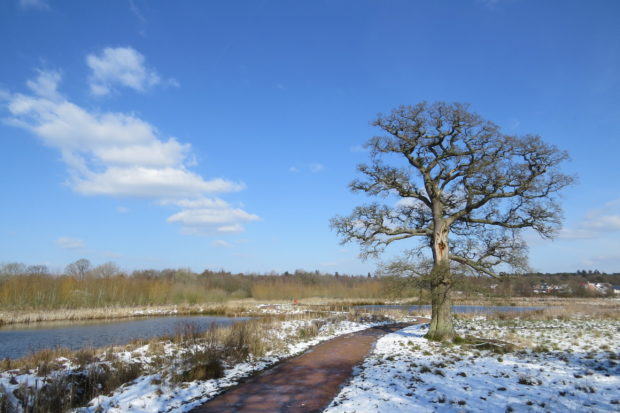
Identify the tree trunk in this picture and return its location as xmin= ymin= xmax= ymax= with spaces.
xmin=426 ymin=262 xmax=454 ymax=341
xmin=426 ymin=216 xmax=455 ymax=341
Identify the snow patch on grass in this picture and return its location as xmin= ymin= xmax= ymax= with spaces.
xmin=325 ymin=319 xmax=620 ymax=413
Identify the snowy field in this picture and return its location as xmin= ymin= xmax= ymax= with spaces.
xmin=325 ymin=318 xmax=620 ymax=412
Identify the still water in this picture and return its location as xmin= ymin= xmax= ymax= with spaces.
xmin=0 ymin=315 xmax=247 ymax=359
xmin=358 ymin=304 xmax=546 ymax=314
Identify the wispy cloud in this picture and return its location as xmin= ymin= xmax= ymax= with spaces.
xmin=210 ymin=240 xmax=233 ymax=248
xmin=86 ymin=47 xmax=176 ymax=96
xmin=289 ymin=163 xmax=325 ymax=173
xmin=559 ymin=199 xmax=620 ymax=240
xmin=55 ymin=237 xmax=85 ymax=249
xmin=129 ymin=0 xmax=148 ymax=37
xmin=18 ymin=0 xmax=49 ymax=10
xmin=579 ymin=249 xmax=620 ymax=271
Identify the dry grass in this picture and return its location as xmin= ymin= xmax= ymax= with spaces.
xmin=485 ymin=302 xmax=620 ymax=321
xmin=0 ymin=303 xmax=250 ymax=327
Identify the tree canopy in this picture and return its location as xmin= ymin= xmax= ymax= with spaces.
xmin=332 ymin=102 xmax=574 ymax=339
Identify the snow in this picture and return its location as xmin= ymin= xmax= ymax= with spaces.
xmin=325 ymin=318 xmax=620 ymax=413
xmin=0 ymin=314 xmax=392 ymax=413
xmin=3 ymin=310 xmax=619 ymax=413
xmin=75 ymin=318 xmax=390 ymax=413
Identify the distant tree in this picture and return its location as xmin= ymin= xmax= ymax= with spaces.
xmin=26 ymin=265 xmax=49 ymax=275
xmin=0 ymin=262 xmax=27 ymax=276
xmin=91 ymin=262 xmax=121 ymax=278
xmin=331 ymin=102 xmax=573 ymax=340
xmin=65 ymin=258 xmax=91 ymax=280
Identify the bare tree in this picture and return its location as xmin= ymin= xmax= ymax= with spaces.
xmin=91 ymin=262 xmax=121 ymax=278
xmin=0 ymin=262 xmax=27 ymax=276
xmin=66 ymin=258 xmax=91 ymax=281
xmin=27 ymin=265 xmax=49 ymax=275
xmin=331 ymin=102 xmax=574 ymax=340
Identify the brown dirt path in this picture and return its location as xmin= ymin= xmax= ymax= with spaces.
xmin=191 ymin=319 xmax=428 ymax=413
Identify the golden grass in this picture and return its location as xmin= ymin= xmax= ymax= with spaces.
xmin=0 ymin=303 xmax=251 ymax=327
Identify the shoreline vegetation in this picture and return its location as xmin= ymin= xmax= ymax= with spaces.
xmin=1 ymin=296 xmax=618 ymax=327
xmin=1 ymin=265 xmax=619 ymax=327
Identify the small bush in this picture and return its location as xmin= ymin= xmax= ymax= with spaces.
xmin=518 ymin=375 xmax=542 ymax=386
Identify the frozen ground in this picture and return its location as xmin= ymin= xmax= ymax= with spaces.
xmin=324 ymin=318 xmax=620 ymax=412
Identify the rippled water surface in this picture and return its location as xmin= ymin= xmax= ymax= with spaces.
xmin=0 ymin=315 xmax=247 ymax=359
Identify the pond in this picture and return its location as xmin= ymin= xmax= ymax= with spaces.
xmin=358 ymin=304 xmax=547 ymax=314
xmin=0 ymin=315 xmax=248 ymax=360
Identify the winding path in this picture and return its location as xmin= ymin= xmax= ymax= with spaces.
xmin=191 ymin=319 xmax=427 ymax=413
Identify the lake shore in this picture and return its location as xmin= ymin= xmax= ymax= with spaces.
xmin=1 ymin=296 xmax=617 ymax=327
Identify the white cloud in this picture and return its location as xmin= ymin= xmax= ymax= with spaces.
xmin=559 ymin=199 xmax=620 ymax=240
xmin=557 ymin=228 xmax=596 ymax=240
xmin=3 ymin=68 xmax=257 ymax=234
xmin=94 ymin=139 xmax=189 ymax=167
xmin=19 ymin=0 xmax=49 ymax=10
xmin=581 ymin=215 xmax=620 ymax=231
xmin=26 ymin=70 xmax=62 ymax=100
xmin=168 ymin=197 xmax=230 ymax=209
xmin=4 ymin=70 xmax=243 ymax=199
xmin=73 ymin=167 xmax=243 ymax=198
xmin=289 ymin=163 xmax=325 ymax=173
xmin=86 ymin=47 xmax=170 ymax=96
xmin=165 ymin=197 xmax=259 ymax=234
xmin=218 ymin=224 xmax=244 ymax=233
xmin=55 ymin=237 xmax=85 ymax=249
xmin=167 ymin=202 xmax=260 ymax=234
xmin=211 ymin=240 xmax=233 ymax=248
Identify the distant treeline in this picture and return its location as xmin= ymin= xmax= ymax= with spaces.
xmin=0 ymin=261 xmax=618 ymax=310
xmin=0 ymin=262 xmax=396 ymax=310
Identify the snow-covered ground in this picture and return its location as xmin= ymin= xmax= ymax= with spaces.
xmin=325 ymin=318 xmax=620 ymax=412
xmin=0 ymin=313 xmax=395 ymax=413
xmin=4 ymin=309 xmax=619 ymax=413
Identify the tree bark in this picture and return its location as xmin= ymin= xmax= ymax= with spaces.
xmin=426 ymin=217 xmax=455 ymax=341
xmin=427 ymin=264 xmax=454 ymax=341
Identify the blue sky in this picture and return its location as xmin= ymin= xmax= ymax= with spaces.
xmin=1 ymin=0 xmax=619 ymax=274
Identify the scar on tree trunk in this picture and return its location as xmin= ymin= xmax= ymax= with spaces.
xmin=426 ymin=260 xmax=455 ymax=341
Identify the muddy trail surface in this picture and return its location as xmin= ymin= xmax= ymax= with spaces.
xmin=191 ymin=319 xmax=428 ymax=413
